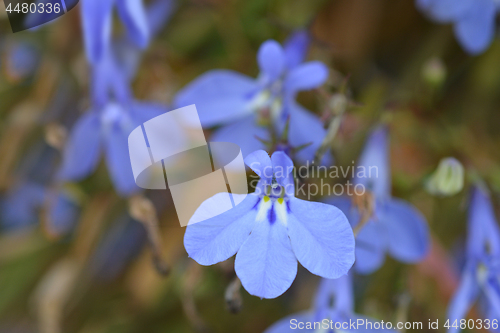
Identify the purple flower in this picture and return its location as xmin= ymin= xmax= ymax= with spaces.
xmin=264 ymin=275 xmax=395 ymax=332
xmin=416 ymin=0 xmax=498 ymax=54
xmin=174 ymin=31 xmax=330 ymax=164
xmin=0 ymin=144 xmax=79 ymax=234
xmin=446 ymin=185 xmax=500 ymax=332
xmin=327 ymin=126 xmax=430 ymax=274
xmin=4 ymin=41 xmax=40 ymax=82
xmin=184 ymin=150 xmax=354 ymax=299
xmin=88 ymin=214 xmax=147 ymax=281
xmin=57 ymin=42 xmax=177 ymax=196
xmin=59 ymin=0 xmax=178 ymax=196
xmin=81 ymin=0 xmax=148 ymax=64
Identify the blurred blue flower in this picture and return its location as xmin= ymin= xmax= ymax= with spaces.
xmin=81 ymin=0 xmax=150 ymax=64
xmin=88 ymin=214 xmax=147 ymax=281
xmin=57 ymin=44 xmax=172 ymax=196
xmin=174 ymin=31 xmax=331 ymax=164
xmin=447 ymin=185 xmax=500 ymax=332
xmin=184 ymin=150 xmax=354 ymax=299
xmin=416 ymin=0 xmax=499 ymax=54
xmin=265 ymin=275 xmax=395 ymax=332
xmin=327 ymin=126 xmax=430 ymax=274
xmin=4 ymin=41 xmax=40 ymax=82
xmin=58 ymin=0 xmax=178 ymax=196
xmin=0 ymin=144 xmax=79 ymax=234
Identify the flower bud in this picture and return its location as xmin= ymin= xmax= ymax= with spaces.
xmin=426 ymin=157 xmax=464 ymax=196
xmin=421 ymin=57 xmax=446 ymax=88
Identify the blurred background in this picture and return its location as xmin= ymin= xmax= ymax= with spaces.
xmin=0 ymin=0 xmax=499 ymax=332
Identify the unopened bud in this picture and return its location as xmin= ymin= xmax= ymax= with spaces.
xmin=328 ymin=93 xmax=348 ymax=116
xmin=426 ymin=157 xmax=464 ymax=196
xmin=421 ymin=57 xmax=446 ymax=88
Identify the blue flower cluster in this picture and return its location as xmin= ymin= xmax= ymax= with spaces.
xmin=416 ymin=0 xmax=500 ymax=54
xmin=5 ymin=0 xmax=500 ymax=331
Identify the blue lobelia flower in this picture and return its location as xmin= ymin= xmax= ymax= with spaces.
xmin=0 ymin=144 xmax=79 ymax=234
xmin=88 ymin=214 xmax=147 ymax=281
xmin=446 ymin=185 xmax=500 ymax=332
xmin=326 ymin=126 xmax=430 ymax=274
xmin=174 ymin=31 xmax=330 ymax=164
xmin=4 ymin=41 xmax=40 ymax=82
xmin=184 ymin=150 xmax=355 ymax=299
xmin=264 ymin=274 xmax=395 ymax=332
xmin=57 ymin=42 xmax=183 ymax=196
xmin=81 ymin=0 xmax=150 ymax=64
xmin=416 ymin=0 xmax=499 ymax=55
xmin=58 ymin=0 xmax=179 ymax=196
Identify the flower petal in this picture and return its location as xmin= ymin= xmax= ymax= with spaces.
xmin=355 ymin=126 xmax=391 ymax=200
xmin=146 ymin=0 xmax=176 ymax=36
xmin=313 ymin=276 xmax=354 ymax=314
xmin=104 ymin=125 xmax=140 ymax=196
xmin=89 ymin=215 xmax=147 ymax=281
xmin=379 ymin=198 xmax=430 ymax=263
xmin=46 ymin=193 xmax=80 ymax=236
xmin=467 ymin=186 xmax=500 ymax=258
xmin=453 ymin=0 xmax=496 ymax=55
xmin=184 ymin=194 xmax=260 ymax=265
xmin=257 ymin=40 xmax=286 ymax=82
xmin=271 ymin=151 xmax=294 ymax=185
xmin=287 ymin=102 xmax=330 ymax=165
xmin=327 ymin=197 xmax=386 ymax=274
xmin=0 ymin=183 xmax=46 ymax=230
xmin=58 ymin=112 xmax=102 ymax=181
xmin=355 ymin=221 xmax=386 ymax=274
xmin=116 ymin=0 xmax=150 ymax=49
xmin=264 ymin=311 xmax=315 ymax=333
xmin=284 ymin=61 xmax=328 ymax=95
xmin=211 ymin=115 xmax=269 ymax=158
xmin=245 ymin=150 xmax=273 ymax=182
xmin=174 ymin=70 xmax=257 ymax=127
xmin=447 ymin=266 xmax=480 ymax=333
xmin=284 ymin=30 xmax=310 ymax=69
xmin=287 ymin=198 xmax=355 ymax=279
xmin=235 ymin=214 xmax=298 ymax=298
xmin=422 ymin=0 xmax=474 ymax=22
xmin=81 ymin=0 xmax=114 ymax=63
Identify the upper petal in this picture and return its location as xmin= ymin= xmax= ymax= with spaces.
xmin=379 ymin=198 xmax=430 ymax=263
xmin=211 ymin=115 xmax=269 ymax=159
xmin=287 ymin=198 xmax=355 ymax=279
xmin=284 ymin=61 xmax=328 ymax=95
xmin=467 ymin=186 xmax=500 ymax=259
xmin=313 ymin=276 xmax=354 ymax=315
xmin=81 ymin=0 xmax=114 ymax=64
xmin=446 ymin=266 xmax=480 ymax=333
xmin=287 ymin=102 xmax=328 ymax=164
xmin=174 ymin=70 xmax=257 ymax=127
xmin=235 ymin=212 xmax=298 ymax=298
xmin=58 ymin=112 xmax=102 ymax=181
xmin=257 ymin=40 xmax=286 ymax=82
xmin=245 ymin=150 xmax=273 ymax=184
xmin=104 ymin=125 xmax=140 ymax=196
xmin=184 ymin=194 xmax=260 ymax=265
xmin=420 ymin=0 xmax=474 ymax=22
xmin=283 ymin=30 xmax=311 ymax=69
xmin=453 ymin=0 xmax=496 ymax=55
xmin=271 ymin=151 xmax=294 ymax=186
xmin=116 ymin=0 xmax=150 ymax=49
xmin=355 ymin=126 xmax=391 ymax=200
xmin=326 ymin=197 xmax=386 ymax=274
